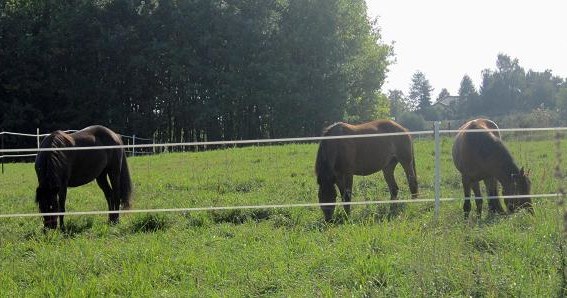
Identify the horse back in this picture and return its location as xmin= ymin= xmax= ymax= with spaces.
xmin=347 ymin=119 xmax=413 ymax=155
xmin=70 ymin=125 xmax=124 ymax=147
xmin=331 ymin=120 xmax=413 ymax=175
xmin=36 ymin=126 xmax=125 ymax=188
xmin=452 ymin=118 xmax=503 ymax=177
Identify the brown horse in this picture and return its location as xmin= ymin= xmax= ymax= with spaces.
xmin=35 ymin=125 xmax=133 ymax=229
xmin=315 ymin=119 xmax=418 ymax=221
xmin=452 ymin=118 xmax=532 ymax=219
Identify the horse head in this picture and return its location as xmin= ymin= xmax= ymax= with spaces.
xmin=317 ymin=174 xmax=337 ymax=222
xmin=505 ymin=167 xmax=533 ymax=214
xmin=36 ymin=186 xmax=59 ymax=229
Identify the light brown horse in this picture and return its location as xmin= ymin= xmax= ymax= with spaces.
xmin=452 ymin=118 xmax=533 ymax=219
xmin=315 ymin=119 xmax=418 ymax=221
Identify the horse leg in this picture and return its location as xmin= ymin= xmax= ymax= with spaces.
xmin=57 ymin=188 xmax=68 ymax=230
xmin=461 ymin=176 xmax=472 ymax=219
xmin=336 ymin=175 xmax=353 ymax=218
xmin=97 ymin=174 xmax=119 ymax=224
xmin=484 ymin=177 xmax=505 ymax=214
xmin=383 ymin=161 xmax=400 ymax=215
xmin=472 ymin=181 xmax=482 ymax=217
xmin=400 ymin=157 xmax=418 ymax=199
xmin=319 ymin=184 xmax=336 ymax=222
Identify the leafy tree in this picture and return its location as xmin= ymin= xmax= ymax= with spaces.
xmin=0 ymin=0 xmax=392 ymax=143
xmin=479 ymin=54 xmax=526 ymax=116
xmin=387 ymin=89 xmax=407 ymax=120
xmin=556 ymin=85 xmax=567 ymax=119
xmin=520 ymin=70 xmax=559 ymax=111
xmin=457 ymin=74 xmax=479 ymax=117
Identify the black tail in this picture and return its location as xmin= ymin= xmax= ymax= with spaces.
xmin=120 ymin=151 xmax=133 ymax=209
xmin=412 ymin=141 xmax=417 ymax=181
xmin=315 ymin=141 xmax=334 ymax=186
xmin=315 ymin=131 xmax=339 ymax=205
xmin=409 ymin=141 xmax=419 ymax=198
xmin=315 ymin=123 xmax=343 ymax=183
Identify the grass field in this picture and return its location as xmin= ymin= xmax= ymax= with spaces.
xmin=1 ymin=133 xmax=566 ymax=296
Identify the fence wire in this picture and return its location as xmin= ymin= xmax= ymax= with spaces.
xmin=0 ymin=125 xmax=565 ymax=220
xmin=0 ymin=194 xmax=561 ymax=219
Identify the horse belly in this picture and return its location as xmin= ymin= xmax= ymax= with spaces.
xmin=454 ymin=153 xmax=492 ymax=182
xmin=353 ymin=153 xmax=390 ymax=176
xmin=67 ymin=151 xmax=108 ymax=187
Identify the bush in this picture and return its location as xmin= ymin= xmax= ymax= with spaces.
xmin=397 ymin=112 xmax=426 ymax=131
xmin=500 ymin=108 xmax=562 ymax=128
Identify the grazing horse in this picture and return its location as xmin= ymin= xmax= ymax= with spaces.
xmin=35 ymin=125 xmax=133 ymax=229
xmin=452 ymin=118 xmax=533 ymax=219
xmin=314 ymin=119 xmax=418 ymax=221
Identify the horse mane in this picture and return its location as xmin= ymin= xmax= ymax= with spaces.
xmin=321 ymin=122 xmax=344 ymax=136
xmin=35 ymin=131 xmax=75 ymax=201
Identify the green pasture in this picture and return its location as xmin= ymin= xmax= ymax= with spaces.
xmin=0 ymin=133 xmax=566 ymax=296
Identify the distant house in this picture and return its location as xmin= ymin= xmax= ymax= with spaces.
xmin=433 ymin=95 xmax=461 ymax=108
xmin=431 ymin=95 xmax=462 ymax=121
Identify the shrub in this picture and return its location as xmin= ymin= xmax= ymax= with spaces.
xmin=397 ymin=112 xmax=426 ymax=131
xmin=500 ymin=108 xmax=561 ymax=128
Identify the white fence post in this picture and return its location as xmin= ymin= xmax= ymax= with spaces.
xmin=36 ymin=128 xmax=40 ymax=151
xmin=434 ymin=121 xmax=441 ymax=220
xmin=132 ymin=135 xmax=136 ymax=157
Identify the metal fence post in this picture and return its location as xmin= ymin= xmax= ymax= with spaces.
xmin=36 ymin=128 xmax=40 ymax=151
xmin=1 ymin=130 xmax=4 ymax=174
xmin=132 ymin=135 xmax=136 ymax=157
xmin=434 ymin=121 xmax=441 ymax=220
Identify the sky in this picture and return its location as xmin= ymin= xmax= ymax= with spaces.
xmin=365 ymin=0 xmax=567 ymax=100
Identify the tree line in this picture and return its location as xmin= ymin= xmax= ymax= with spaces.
xmin=389 ymin=54 xmax=567 ymax=130
xmin=3 ymin=1 xmax=566 ymax=151
xmin=0 ymin=0 xmax=392 ymax=148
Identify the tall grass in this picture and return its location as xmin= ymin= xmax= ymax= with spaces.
xmin=0 ymin=134 xmax=565 ymax=296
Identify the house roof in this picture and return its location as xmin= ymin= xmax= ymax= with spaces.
xmin=433 ymin=95 xmax=460 ymax=106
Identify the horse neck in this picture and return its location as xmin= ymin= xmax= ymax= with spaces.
xmin=493 ymin=155 xmax=520 ymax=194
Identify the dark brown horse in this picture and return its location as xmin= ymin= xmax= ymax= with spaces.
xmin=315 ymin=119 xmax=418 ymax=221
xmin=452 ymin=118 xmax=532 ymax=219
xmin=35 ymin=125 xmax=133 ymax=229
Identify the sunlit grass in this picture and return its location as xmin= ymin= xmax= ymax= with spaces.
xmin=0 ymin=135 xmax=566 ymax=296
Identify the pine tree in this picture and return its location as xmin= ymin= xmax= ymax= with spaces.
xmin=409 ymin=71 xmax=433 ymax=111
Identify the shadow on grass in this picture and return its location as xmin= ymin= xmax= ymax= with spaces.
xmin=208 ymin=208 xmax=292 ymax=225
xmin=62 ymin=217 xmax=95 ymax=237
xmin=130 ymin=213 xmax=171 ymax=233
xmin=312 ymin=202 xmax=410 ymax=227
xmin=302 ymin=205 xmax=403 ymax=232
xmin=464 ymin=211 xmax=509 ymax=228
